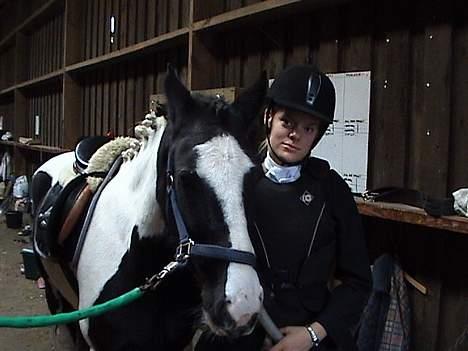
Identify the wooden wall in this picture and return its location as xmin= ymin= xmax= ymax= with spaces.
xmin=0 ymin=1 xmax=467 ymax=349
xmin=78 ymin=47 xmax=187 ymax=137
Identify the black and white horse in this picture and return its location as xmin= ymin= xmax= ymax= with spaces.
xmin=31 ymin=66 xmax=267 ymax=350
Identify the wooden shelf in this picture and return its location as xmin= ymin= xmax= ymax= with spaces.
xmin=0 ymin=140 xmax=67 ymax=154
xmin=192 ymin=0 xmax=349 ymax=33
xmin=16 ymin=0 xmax=64 ymax=34
xmin=0 ymin=0 xmax=63 ymax=50
xmin=66 ymin=28 xmax=189 ymax=74
xmin=15 ymin=69 xmax=64 ymax=90
xmin=0 ymin=86 xmax=15 ymax=96
xmin=356 ymin=198 xmax=468 ymax=235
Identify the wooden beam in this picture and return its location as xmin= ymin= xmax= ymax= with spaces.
xmin=356 ymin=198 xmax=468 ymax=235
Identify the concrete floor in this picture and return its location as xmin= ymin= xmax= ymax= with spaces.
xmin=0 ymin=215 xmax=55 ymax=350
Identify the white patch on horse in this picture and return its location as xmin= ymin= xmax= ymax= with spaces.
xmin=77 ymin=117 xmax=167 ymax=340
xmin=34 ymin=151 xmax=76 ymax=187
xmin=195 ymin=135 xmax=263 ymax=326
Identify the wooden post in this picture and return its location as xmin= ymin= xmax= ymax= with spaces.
xmin=62 ymin=73 xmax=82 ymax=149
xmin=64 ymin=0 xmax=84 ymax=66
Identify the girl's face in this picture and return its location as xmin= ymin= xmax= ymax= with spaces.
xmin=267 ymin=107 xmax=321 ymax=165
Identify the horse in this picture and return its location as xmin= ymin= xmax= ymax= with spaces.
xmin=31 ymin=65 xmax=267 ymax=350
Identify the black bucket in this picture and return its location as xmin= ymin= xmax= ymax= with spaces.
xmin=6 ymin=210 xmax=23 ymax=229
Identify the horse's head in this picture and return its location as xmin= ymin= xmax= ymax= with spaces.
xmin=157 ymin=66 xmax=266 ymax=338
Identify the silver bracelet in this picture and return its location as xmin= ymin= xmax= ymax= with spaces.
xmin=305 ymin=325 xmax=320 ymax=347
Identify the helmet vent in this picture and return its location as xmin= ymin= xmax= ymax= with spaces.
xmin=306 ymin=73 xmax=322 ymax=106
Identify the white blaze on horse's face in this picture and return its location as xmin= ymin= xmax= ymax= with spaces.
xmin=195 ymin=134 xmax=263 ymax=327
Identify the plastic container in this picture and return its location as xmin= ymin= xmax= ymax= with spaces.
xmin=6 ymin=210 xmax=23 ymax=229
xmin=21 ymin=248 xmax=41 ymax=280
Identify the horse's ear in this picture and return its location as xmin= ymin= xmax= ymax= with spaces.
xmin=232 ymin=71 xmax=267 ymax=125
xmin=164 ymin=64 xmax=193 ymax=125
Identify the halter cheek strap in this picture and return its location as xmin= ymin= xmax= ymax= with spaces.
xmin=166 ymin=156 xmax=256 ymax=267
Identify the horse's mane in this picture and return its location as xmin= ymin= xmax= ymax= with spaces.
xmin=86 ymin=112 xmax=166 ymax=191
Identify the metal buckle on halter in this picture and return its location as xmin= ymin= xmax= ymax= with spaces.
xmin=175 ymin=239 xmax=194 ymax=262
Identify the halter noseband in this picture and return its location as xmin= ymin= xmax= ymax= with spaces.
xmin=166 ymin=156 xmax=256 ymax=267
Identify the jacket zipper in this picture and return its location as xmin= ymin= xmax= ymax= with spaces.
xmin=306 ymin=202 xmax=326 ymax=258
xmin=253 ymin=222 xmax=271 ymax=269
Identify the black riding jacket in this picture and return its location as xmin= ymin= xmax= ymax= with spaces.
xmin=250 ymin=157 xmax=372 ymax=350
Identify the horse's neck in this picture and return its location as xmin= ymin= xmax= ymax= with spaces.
xmin=105 ymin=122 xmax=167 ymax=239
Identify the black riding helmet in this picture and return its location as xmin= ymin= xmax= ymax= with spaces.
xmin=265 ymin=65 xmax=336 ymax=164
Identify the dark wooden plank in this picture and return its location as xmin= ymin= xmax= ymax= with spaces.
xmin=109 ymin=65 xmax=118 ymax=136
xmin=134 ymin=62 xmax=145 ymax=134
xmin=147 ymin=0 xmax=157 ymax=38
xmin=126 ymin=62 xmax=135 ymax=135
xmin=367 ymin=1 xmax=411 ymax=189
xmin=155 ymin=51 xmax=166 ymax=93
xmin=284 ymin=15 xmax=310 ymax=66
xmin=316 ymin=7 xmax=339 ymax=72
xmin=226 ymin=0 xmax=242 ymax=11
xmin=193 ymin=0 xmax=224 ymax=21
xmin=84 ymin=0 xmax=92 ymax=60
xmin=408 ymin=0 xmax=452 ymax=198
xmin=261 ymin=20 xmax=286 ymax=79
xmin=127 ymin=0 xmax=137 ymax=46
xmin=92 ymin=0 xmax=99 ymax=58
xmin=437 ymin=234 xmax=468 ymax=350
xmin=340 ymin=1 xmax=373 ymax=72
xmin=105 ymin=0 xmax=112 ymax=54
xmin=96 ymin=70 xmax=103 ymax=135
xmin=90 ymin=73 xmax=97 ymax=135
xmin=83 ymin=75 xmax=90 ymax=136
xmin=189 ymin=32 xmax=223 ymax=90
xmin=118 ymin=63 xmax=127 ymax=135
xmin=136 ymin=0 xmax=146 ymax=42
xmin=63 ymin=73 xmax=83 ymax=148
xmin=180 ymin=0 xmax=190 ymax=27
xmin=98 ymin=0 xmax=106 ymax=56
xmin=223 ymin=31 xmax=241 ymax=87
xmin=242 ymin=28 xmax=262 ymax=87
xmin=157 ymin=0 xmax=168 ymax=35
xmin=102 ymin=68 xmax=110 ymax=136
xmin=119 ymin=0 xmax=128 ymax=49
xmin=448 ymin=23 xmax=468 ymax=191
xmin=144 ymin=55 xmax=155 ymax=103
xmin=168 ymin=0 xmax=180 ymax=32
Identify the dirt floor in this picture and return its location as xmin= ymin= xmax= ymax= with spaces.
xmin=0 ymin=215 xmax=55 ymax=351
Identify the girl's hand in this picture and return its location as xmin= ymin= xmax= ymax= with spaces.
xmin=269 ymin=326 xmax=312 ymax=351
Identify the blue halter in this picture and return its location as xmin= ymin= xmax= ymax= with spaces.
xmin=166 ymin=155 xmax=256 ymax=267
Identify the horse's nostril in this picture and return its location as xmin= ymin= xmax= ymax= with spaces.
xmin=225 ymin=298 xmax=232 ymax=305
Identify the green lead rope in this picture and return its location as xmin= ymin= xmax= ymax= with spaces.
xmin=0 ymin=287 xmax=144 ymax=328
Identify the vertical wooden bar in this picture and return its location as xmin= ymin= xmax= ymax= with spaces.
xmin=92 ymin=0 xmax=99 ymax=58
xmin=127 ymin=0 xmax=137 ymax=46
xmin=136 ymin=0 xmax=146 ymax=42
xmin=119 ymin=0 xmax=128 ymax=49
xmin=135 ymin=59 xmax=145 ymax=126
xmin=242 ymin=30 xmax=262 ymax=86
xmin=102 ymin=68 xmax=110 ymax=136
xmin=189 ymin=32 xmax=222 ymax=90
xmin=316 ymin=7 xmax=340 ymax=72
xmin=126 ymin=63 xmax=135 ymax=135
xmin=157 ymin=0 xmax=168 ymax=35
xmin=63 ymin=73 xmax=83 ymax=148
xmin=192 ymin=0 xmax=224 ymax=21
xmin=83 ymin=75 xmax=90 ymax=136
xmin=118 ymin=63 xmax=127 ymax=135
xmin=85 ymin=0 xmax=92 ymax=60
xmin=109 ymin=65 xmax=118 ymax=136
xmin=98 ymin=0 xmax=106 ymax=56
xmin=90 ymin=74 xmax=97 ymax=135
xmin=448 ymin=22 xmax=468 ymax=190
xmin=96 ymin=71 xmax=103 ymax=135
xmin=147 ymin=0 xmax=157 ymax=39
xmin=105 ymin=0 xmax=112 ymax=54
xmin=14 ymin=90 xmax=27 ymax=174
xmin=180 ymin=0 xmax=190 ymax=28
xmin=168 ymin=0 xmax=180 ymax=32
xmin=367 ymin=1 xmax=410 ymax=189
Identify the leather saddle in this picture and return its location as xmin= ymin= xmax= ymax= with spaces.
xmin=35 ymin=136 xmax=111 ymax=260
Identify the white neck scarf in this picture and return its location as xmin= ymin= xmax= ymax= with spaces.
xmin=263 ymin=151 xmax=302 ymax=184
